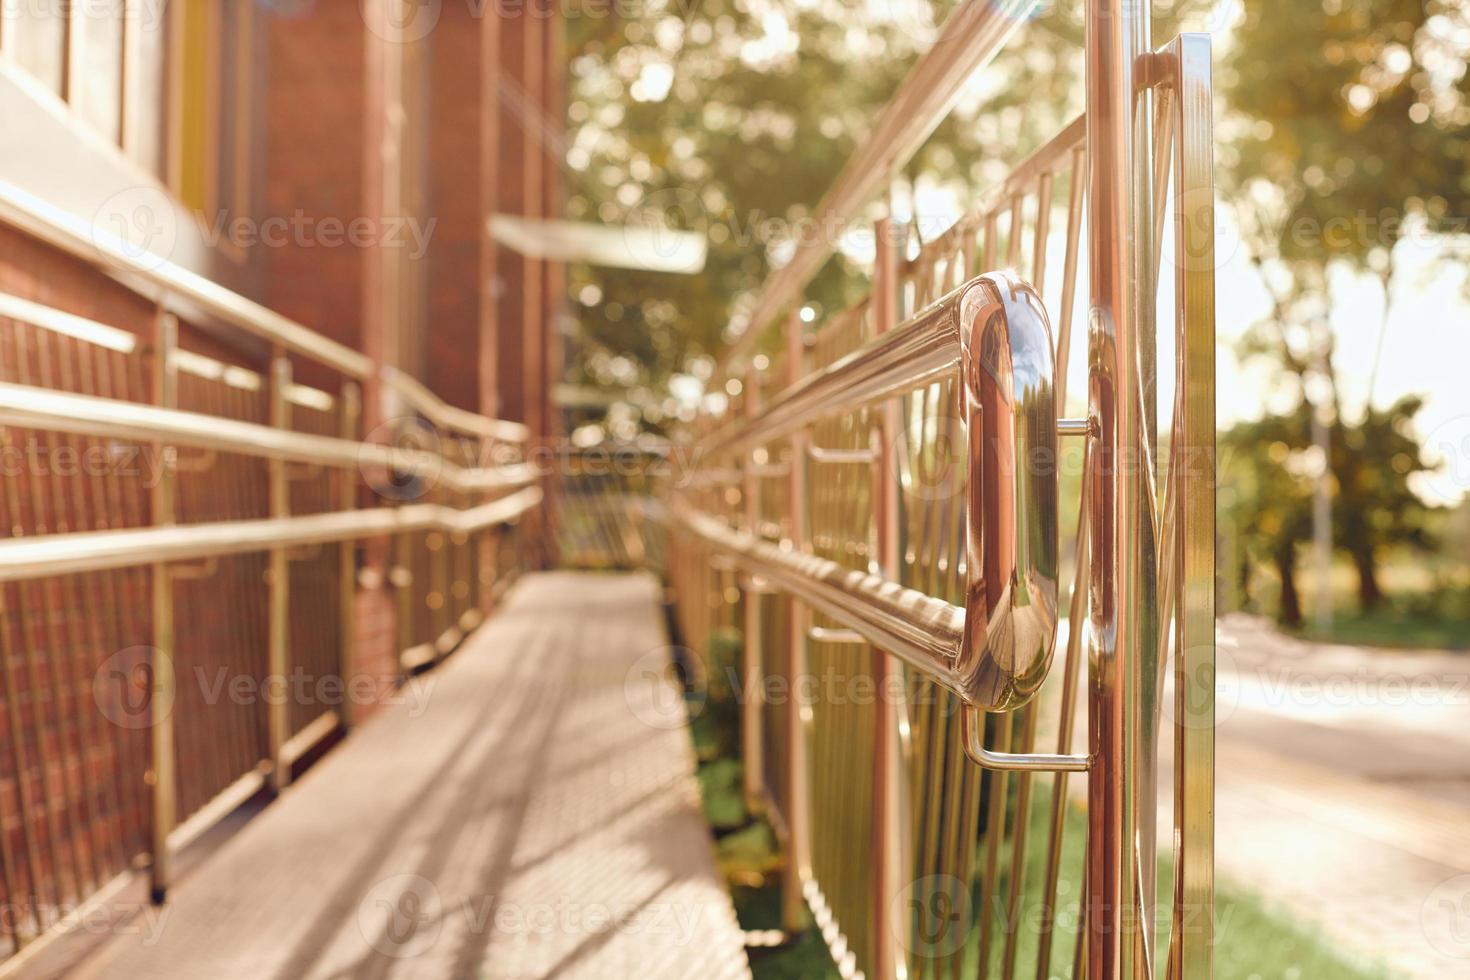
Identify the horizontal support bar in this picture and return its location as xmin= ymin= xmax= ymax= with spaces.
xmin=0 ymin=179 xmax=374 ymax=379
xmin=806 ymin=445 xmax=876 ymax=464
xmin=0 ymin=486 xmax=541 ymax=582
xmin=382 ymin=366 xmax=529 ymax=444
xmin=1057 ymin=417 xmax=1092 ymax=437
xmin=808 ymin=626 xmax=868 ymax=645
xmin=674 ymin=502 xmax=966 ymax=695
xmin=739 ymin=574 xmax=780 ymax=595
xmin=960 ymin=704 xmax=1090 ymax=772
xmin=704 ymin=283 xmax=973 ymax=461
xmin=0 ymin=381 xmax=536 ymax=494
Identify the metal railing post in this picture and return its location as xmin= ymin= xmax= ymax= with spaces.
xmin=782 ymin=310 xmax=810 ymax=935
xmin=147 ymin=308 xmax=178 ymax=904
xmin=338 ymin=381 xmax=361 ymax=730
xmin=1086 ymin=0 xmax=1160 ymax=975
xmin=740 ymin=366 xmax=764 ymax=813
xmin=870 ymin=215 xmax=905 ymax=980
xmin=268 ymin=356 xmax=292 ymax=791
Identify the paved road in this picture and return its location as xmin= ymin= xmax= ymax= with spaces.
xmin=1211 ymin=615 xmax=1470 ymax=978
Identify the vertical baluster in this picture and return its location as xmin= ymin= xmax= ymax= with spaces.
xmin=1166 ymin=34 xmax=1216 ymax=980
xmin=782 ymin=310 xmax=809 ymax=935
xmin=147 ymin=309 xmax=178 ymax=903
xmin=1085 ymin=0 xmax=1160 ymax=973
xmin=740 ymin=366 xmax=764 ymax=814
xmin=339 ymin=383 xmax=361 ymax=730
xmin=870 ymin=214 xmax=906 ymax=980
xmin=268 ymin=357 xmax=292 ymax=791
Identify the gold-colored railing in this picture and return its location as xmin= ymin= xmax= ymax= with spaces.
xmin=552 ymin=445 xmax=667 ymax=573
xmin=0 ymin=184 xmax=538 ymax=966
xmin=670 ymin=5 xmax=1215 ymax=979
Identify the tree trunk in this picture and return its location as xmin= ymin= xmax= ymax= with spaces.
xmin=1276 ymin=549 xmax=1303 ymax=628
xmin=1237 ymin=553 xmax=1252 ymax=608
xmin=1353 ymin=547 xmax=1382 ymax=611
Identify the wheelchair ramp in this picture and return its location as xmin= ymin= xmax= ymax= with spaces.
xmin=79 ymin=572 xmax=750 ymax=980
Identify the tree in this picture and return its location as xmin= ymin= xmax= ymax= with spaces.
xmin=1221 ymin=414 xmax=1313 ymax=627
xmin=1330 ymin=394 xmax=1439 ymax=608
xmin=560 ymin=1 xmax=1207 ymax=428
xmin=1221 ymin=0 xmax=1468 ymax=610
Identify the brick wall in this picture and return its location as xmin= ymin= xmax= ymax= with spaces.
xmin=425 ymin=3 xmax=484 ymax=415
xmin=260 ymin=0 xmax=367 ymax=394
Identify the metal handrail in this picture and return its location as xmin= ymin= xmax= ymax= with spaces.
xmin=0 ymin=179 xmax=374 ymax=379
xmin=0 ymin=487 xmax=541 ymax=583
xmin=715 ymin=0 xmax=1039 ymax=377
xmin=703 ymin=284 xmax=965 ymax=462
xmin=382 ymin=365 xmax=531 ymax=443
xmin=0 ymin=381 xmax=538 ymax=494
xmin=674 ymin=503 xmax=967 ymax=684
xmin=684 ymin=272 xmax=1083 ymax=728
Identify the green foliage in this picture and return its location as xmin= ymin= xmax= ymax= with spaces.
xmin=1219 ymin=0 xmax=1467 ymax=617
xmin=1223 ymin=0 xmax=1470 ymax=269
xmin=561 ymin=1 xmax=1131 ymax=423
xmin=1221 ymin=412 xmax=1315 ymax=624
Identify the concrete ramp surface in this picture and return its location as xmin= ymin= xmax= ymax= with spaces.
xmin=79 ymin=573 xmax=751 ymax=980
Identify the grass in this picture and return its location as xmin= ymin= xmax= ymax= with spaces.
xmin=1228 ymin=553 xmax=1470 ymax=652
xmin=1292 ymin=604 xmax=1470 ymax=651
xmin=687 ymin=691 xmax=1395 ymax=980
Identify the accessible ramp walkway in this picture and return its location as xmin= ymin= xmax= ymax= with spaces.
xmin=78 ymin=572 xmax=751 ymax=980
